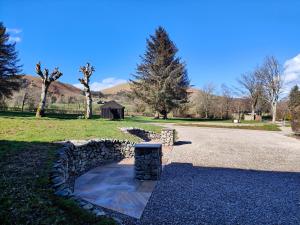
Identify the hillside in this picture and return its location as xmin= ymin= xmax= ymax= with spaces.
xmin=21 ymin=75 xmax=83 ymax=97
xmin=101 ymin=83 xmax=131 ymax=95
xmin=101 ymin=82 xmax=200 ymax=95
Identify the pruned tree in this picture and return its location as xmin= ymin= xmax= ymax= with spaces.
xmin=130 ymin=26 xmax=190 ymax=119
xmin=237 ymin=68 xmax=262 ymax=118
xmin=35 ymin=62 xmax=63 ymax=117
xmin=79 ymin=63 xmax=94 ymax=119
xmin=0 ymin=22 xmax=22 ymax=99
xmin=258 ymin=56 xmax=283 ymax=123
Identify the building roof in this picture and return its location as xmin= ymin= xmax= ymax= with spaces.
xmin=100 ymin=100 xmax=125 ymax=109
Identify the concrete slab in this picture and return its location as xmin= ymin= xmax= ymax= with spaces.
xmin=73 ymin=162 xmax=157 ymax=219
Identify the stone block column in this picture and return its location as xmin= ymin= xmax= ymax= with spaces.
xmin=134 ymin=144 xmax=162 ymax=180
xmin=160 ymin=128 xmax=175 ymax=146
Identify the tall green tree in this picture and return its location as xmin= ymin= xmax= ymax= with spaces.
xmin=289 ymin=85 xmax=300 ymax=109
xmin=0 ymin=22 xmax=22 ymax=99
xmin=289 ymin=85 xmax=300 ymax=134
xmin=130 ymin=26 xmax=190 ymax=119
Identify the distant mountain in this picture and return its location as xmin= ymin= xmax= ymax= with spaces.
xmin=20 ymin=75 xmax=83 ymax=98
xmin=101 ymin=83 xmax=131 ymax=95
xmin=101 ymin=82 xmax=200 ymax=95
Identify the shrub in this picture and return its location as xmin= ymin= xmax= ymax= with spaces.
xmin=289 ymin=85 xmax=300 ymax=135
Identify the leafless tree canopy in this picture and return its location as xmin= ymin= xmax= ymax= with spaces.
xmin=258 ymin=56 xmax=283 ymax=123
xmin=237 ymin=68 xmax=262 ymax=116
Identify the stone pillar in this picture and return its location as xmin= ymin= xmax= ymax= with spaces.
xmin=134 ymin=143 xmax=162 ymax=180
xmin=160 ymin=128 xmax=175 ymax=146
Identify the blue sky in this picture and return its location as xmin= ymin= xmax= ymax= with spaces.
xmin=1 ymin=0 xmax=300 ymax=92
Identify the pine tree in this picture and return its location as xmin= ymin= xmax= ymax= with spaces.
xmin=289 ymin=85 xmax=300 ymax=109
xmin=130 ymin=26 xmax=190 ymax=119
xmin=0 ymin=22 xmax=22 ymax=99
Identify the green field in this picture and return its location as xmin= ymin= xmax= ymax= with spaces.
xmin=0 ymin=111 xmax=162 ymax=225
xmin=127 ymin=115 xmax=280 ymax=130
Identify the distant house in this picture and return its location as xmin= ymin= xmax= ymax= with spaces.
xmin=100 ymin=100 xmax=125 ymax=119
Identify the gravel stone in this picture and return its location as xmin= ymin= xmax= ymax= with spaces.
xmin=137 ymin=126 xmax=300 ymax=225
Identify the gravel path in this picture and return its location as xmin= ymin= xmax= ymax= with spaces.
xmin=136 ymin=126 xmax=300 ymax=225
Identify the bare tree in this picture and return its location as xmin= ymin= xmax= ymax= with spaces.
xmin=237 ymin=68 xmax=262 ymax=118
xmin=79 ymin=63 xmax=94 ymax=119
xmin=220 ymin=84 xmax=233 ymax=119
xmin=258 ymin=56 xmax=283 ymax=123
xmin=36 ymin=62 xmax=63 ymax=117
xmin=197 ymin=83 xmax=215 ymax=119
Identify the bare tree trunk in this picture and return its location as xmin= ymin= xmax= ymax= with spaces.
xmin=36 ymin=84 xmax=49 ymax=117
xmin=205 ymin=109 xmax=208 ymax=119
xmin=85 ymin=87 xmax=92 ymax=119
xmin=21 ymin=92 xmax=28 ymax=112
xmin=161 ymin=110 xmax=168 ymax=119
xmin=251 ymin=104 xmax=255 ymax=118
xmin=162 ymin=113 xmax=168 ymax=119
xmin=271 ymin=101 xmax=277 ymax=123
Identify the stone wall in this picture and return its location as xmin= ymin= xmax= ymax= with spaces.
xmin=50 ymin=127 xmax=175 ymax=220
xmin=134 ymin=144 xmax=162 ymax=180
xmin=120 ymin=127 xmax=161 ymax=141
xmin=160 ymin=128 xmax=175 ymax=146
xmin=50 ymin=139 xmax=135 ymax=197
xmin=121 ymin=127 xmax=175 ymax=146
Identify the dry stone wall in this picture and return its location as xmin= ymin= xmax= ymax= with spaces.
xmin=121 ymin=127 xmax=175 ymax=146
xmin=50 ymin=127 xmax=175 ymax=220
xmin=50 ymin=139 xmax=135 ymax=195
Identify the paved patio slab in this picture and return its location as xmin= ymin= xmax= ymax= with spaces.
xmin=73 ymin=162 xmax=157 ymax=219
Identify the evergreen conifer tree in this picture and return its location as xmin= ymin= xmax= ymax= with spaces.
xmin=131 ymin=26 xmax=190 ymax=119
xmin=0 ymin=22 xmax=22 ymax=99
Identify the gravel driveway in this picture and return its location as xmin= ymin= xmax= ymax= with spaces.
xmin=137 ymin=126 xmax=300 ymax=225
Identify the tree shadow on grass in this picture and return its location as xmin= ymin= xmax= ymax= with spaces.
xmin=0 ymin=140 xmax=115 ymax=225
xmin=141 ymin=162 xmax=300 ymax=225
xmin=0 ymin=111 xmax=102 ymax=120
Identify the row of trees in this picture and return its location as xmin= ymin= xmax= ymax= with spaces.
xmin=35 ymin=62 xmax=94 ymax=118
xmin=0 ymin=22 xmax=95 ymax=119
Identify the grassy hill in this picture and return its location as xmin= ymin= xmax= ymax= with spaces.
xmin=101 ymin=83 xmax=131 ymax=95
xmin=20 ymin=75 xmax=83 ymax=98
xmin=101 ymin=82 xmax=200 ymax=95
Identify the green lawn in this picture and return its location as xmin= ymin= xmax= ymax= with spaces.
xmin=127 ymin=115 xmax=233 ymax=123
xmin=0 ymin=112 xmax=161 ymax=145
xmin=0 ymin=111 xmax=162 ymax=225
xmin=176 ymin=123 xmax=281 ymax=131
xmin=128 ymin=116 xmax=279 ymax=130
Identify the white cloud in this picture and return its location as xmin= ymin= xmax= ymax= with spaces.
xmin=7 ymin=28 xmax=22 ymax=43
xmin=7 ymin=28 xmax=22 ymax=34
xmin=74 ymin=77 xmax=127 ymax=91
xmin=282 ymin=54 xmax=300 ymax=94
xmin=8 ymin=36 xmax=21 ymax=43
